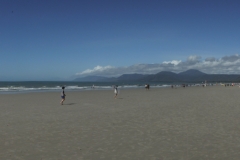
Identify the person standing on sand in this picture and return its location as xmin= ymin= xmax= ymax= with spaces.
xmin=145 ymin=84 xmax=150 ymax=90
xmin=114 ymin=85 xmax=118 ymax=98
xmin=60 ymin=86 xmax=66 ymax=105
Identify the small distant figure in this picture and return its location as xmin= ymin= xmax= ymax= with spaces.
xmin=60 ymin=86 xmax=66 ymax=105
xmin=114 ymin=85 xmax=118 ymax=98
xmin=92 ymin=84 xmax=95 ymax=89
xmin=145 ymin=84 xmax=150 ymax=90
xmin=171 ymin=85 xmax=174 ymax=89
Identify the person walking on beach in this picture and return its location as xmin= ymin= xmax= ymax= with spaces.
xmin=145 ymin=84 xmax=150 ymax=90
xmin=114 ymin=85 xmax=118 ymax=98
xmin=60 ymin=86 xmax=66 ymax=105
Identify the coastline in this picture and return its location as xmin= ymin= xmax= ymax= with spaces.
xmin=0 ymin=80 xmax=226 ymax=94
xmin=1 ymin=86 xmax=240 ymax=159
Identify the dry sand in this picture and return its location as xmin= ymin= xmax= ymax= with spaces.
xmin=1 ymin=86 xmax=240 ymax=160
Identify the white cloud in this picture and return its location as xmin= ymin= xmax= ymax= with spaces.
xmin=76 ymin=65 xmax=115 ymax=75
xmin=75 ymin=54 xmax=240 ymax=77
xmin=187 ymin=55 xmax=201 ymax=62
xmin=163 ymin=60 xmax=181 ymax=65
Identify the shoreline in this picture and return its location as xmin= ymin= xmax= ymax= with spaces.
xmin=1 ymin=80 xmax=233 ymax=94
xmin=0 ymin=83 xmax=225 ymax=95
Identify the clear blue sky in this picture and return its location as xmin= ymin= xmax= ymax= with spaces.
xmin=1 ymin=0 xmax=240 ymax=80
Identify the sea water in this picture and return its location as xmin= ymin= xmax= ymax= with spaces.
xmin=0 ymin=81 xmax=209 ymax=94
xmin=0 ymin=81 xmax=181 ymax=94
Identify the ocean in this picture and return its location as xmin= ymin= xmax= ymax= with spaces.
xmin=0 ymin=81 xmax=177 ymax=94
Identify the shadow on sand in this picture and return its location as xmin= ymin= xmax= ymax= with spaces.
xmin=116 ymin=98 xmax=123 ymax=100
xmin=64 ymin=103 xmax=76 ymax=105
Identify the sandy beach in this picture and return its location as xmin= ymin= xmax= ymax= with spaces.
xmin=1 ymin=86 xmax=240 ymax=160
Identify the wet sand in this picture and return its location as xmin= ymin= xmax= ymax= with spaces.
xmin=1 ymin=86 xmax=240 ymax=160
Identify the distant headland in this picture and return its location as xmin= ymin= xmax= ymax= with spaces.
xmin=74 ymin=69 xmax=240 ymax=83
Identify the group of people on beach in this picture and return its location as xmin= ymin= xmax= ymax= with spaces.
xmin=60 ymin=85 xmax=120 ymax=105
xmin=60 ymin=83 xmax=152 ymax=104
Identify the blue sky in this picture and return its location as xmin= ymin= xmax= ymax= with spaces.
xmin=1 ymin=0 xmax=240 ymax=81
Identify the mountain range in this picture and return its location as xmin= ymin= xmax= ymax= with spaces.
xmin=74 ymin=69 xmax=240 ymax=82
